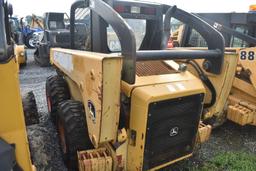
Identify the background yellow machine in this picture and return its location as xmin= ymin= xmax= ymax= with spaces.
xmin=169 ymin=11 xmax=256 ymax=127
xmin=227 ymin=47 xmax=256 ymax=126
xmin=45 ymin=0 xmax=225 ymax=170
xmin=0 ymin=1 xmax=35 ymax=170
xmin=15 ymin=44 xmax=27 ymax=68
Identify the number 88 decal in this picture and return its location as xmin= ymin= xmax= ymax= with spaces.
xmin=240 ymin=51 xmax=255 ymax=61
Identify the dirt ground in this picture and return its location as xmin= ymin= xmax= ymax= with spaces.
xmin=20 ymin=50 xmax=256 ymax=171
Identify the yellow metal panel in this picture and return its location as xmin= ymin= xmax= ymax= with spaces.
xmin=238 ymin=47 xmax=256 ymax=90
xmin=232 ymin=78 xmax=256 ymax=104
xmin=0 ymin=59 xmax=33 ymax=171
xmin=50 ymin=48 xmax=122 ymax=147
xmin=127 ymin=77 xmax=205 ymax=170
xmin=208 ymin=53 xmax=238 ymax=118
xmin=149 ymin=154 xmax=192 ymax=171
xmin=183 ymin=53 xmax=238 ymax=119
xmin=100 ymin=58 xmax=122 ymax=142
xmin=198 ymin=122 xmax=212 ymax=143
xmin=65 ymin=76 xmax=83 ymax=101
xmin=14 ymin=45 xmax=26 ymax=65
xmin=104 ymin=141 xmax=128 ymax=171
xmin=122 ymin=60 xmax=200 ymax=97
xmin=225 ymin=47 xmax=256 ymax=126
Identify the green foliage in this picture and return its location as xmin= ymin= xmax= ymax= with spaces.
xmin=195 ymin=152 xmax=256 ymax=171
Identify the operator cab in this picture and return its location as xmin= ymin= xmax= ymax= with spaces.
xmin=176 ymin=12 xmax=256 ymax=48
xmin=71 ymin=0 xmax=164 ymax=52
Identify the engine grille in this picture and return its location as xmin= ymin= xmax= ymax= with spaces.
xmin=143 ymin=94 xmax=204 ymax=170
xmin=136 ymin=61 xmax=177 ymax=77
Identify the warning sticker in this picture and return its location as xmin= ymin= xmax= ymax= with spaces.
xmin=176 ymin=83 xmax=186 ymax=91
xmin=53 ymin=51 xmax=73 ymax=72
xmin=167 ymin=85 xmax=176 ymax=92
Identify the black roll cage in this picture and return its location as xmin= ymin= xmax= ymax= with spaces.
xmin=180 ymin=13 xmax=256 ymax=48
xmin=70 ymin=0 xmax=87 ymax=49
xmin=71 ymin=0 xmax=225 ymax=84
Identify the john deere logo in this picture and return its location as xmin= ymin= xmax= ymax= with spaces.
xmin=169 ymin=127 xmax=179 ymax=137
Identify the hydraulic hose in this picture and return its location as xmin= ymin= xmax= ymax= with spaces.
xmin=185 ymin=60 xmax=216 ymax=108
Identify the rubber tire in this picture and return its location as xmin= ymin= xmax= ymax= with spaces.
xmin=56 ymin=68 xmax=64 ymax=77
xmin=25 ymin=33 xmax=35 ymax=49
xmin=57 ymin=100 xmax=93 ymax=170
xmin=46 ymin=75 xmax=70 ymax=124
xmin=34 ymin=48 xmax=51 ymax=67
xmin=22 ymin=91 xmax=39 ymax=126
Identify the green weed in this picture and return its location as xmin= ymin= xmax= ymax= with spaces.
xmin=195 ymin=152 xmax=256 ymax=171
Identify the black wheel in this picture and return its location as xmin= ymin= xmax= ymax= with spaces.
xmin=25 ymin=33 xmax=35 ymax=49
xmin=57 ymin=100 xmax=93 ymax=170
xmin=46 ymin=75 xmax=70 ymax=124
xmin=56 ymin=68 xmax=64 ymax=77
xmin=34 ymin=48 xmax=50 ymax=67
xmin=22 ymin=91 xmax=39 ymax=126
xmin=20 ymin=61 xmax=27 ymax=67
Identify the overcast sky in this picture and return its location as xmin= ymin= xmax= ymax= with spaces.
xmin=9 ymin=0 xmax=255 ymax=17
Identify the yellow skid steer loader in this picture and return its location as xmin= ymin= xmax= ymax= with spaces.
xmin=45 ymin=0 xmax=226 ymax=170
xmin=0 ymin=1 xmax=36 ymax=170
xmin=169 ymin=11 xmax=256 ymax=127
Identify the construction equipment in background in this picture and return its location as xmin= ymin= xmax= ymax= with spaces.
xmin=20 ymin=14 xmax=44 ymax=49
xmin=34 ymin=12 xmax=71 ymax=66
xmin=9 ymin=16 xmax=23 ymax=44
xmin=0 ymin=0 xmax=36 ymax=170
xmin=30 ymin=14 xmax=44 ymax=29
xmin=249 ymin=4 xmax=256 ymax=13
xmin=24 ymin=14 xmax=44 ymax=49
xmin=227 ymin=47 xmax=256 ymax=126
xmin=9 ymin=16 xmax=27 ymax=67
xmin=170 ymin=11 xmax=256 ymax=47
xmin=169 ymin=11 xmax=256 ymax=127
xmin=14 ymin=44 xmax=27 ymax=68
xmin=8 ymin=13 xmax=43 ymax=67
xmin=45 ymin=0 xmax=227 ymax=170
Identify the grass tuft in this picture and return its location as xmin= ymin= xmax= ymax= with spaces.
xmin=195 ymin=152 xmax=256 ymax=171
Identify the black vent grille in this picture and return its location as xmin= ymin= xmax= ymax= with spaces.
xmin=143 ymin=94 xmax=204 ymax=170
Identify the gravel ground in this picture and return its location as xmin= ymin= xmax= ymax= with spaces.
xmin=19 ymin=50 xmax=256 ymax=171
xmin=20 ymin=50 xmax=67 ymax=171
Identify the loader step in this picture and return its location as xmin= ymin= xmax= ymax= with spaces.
xmin=227 ymin=103 xmax=256 ymax=126
xmin=198 ymin=122 xmax=212 ymax=143
xmin=78 ymin=148 xmax=112 ymax=171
